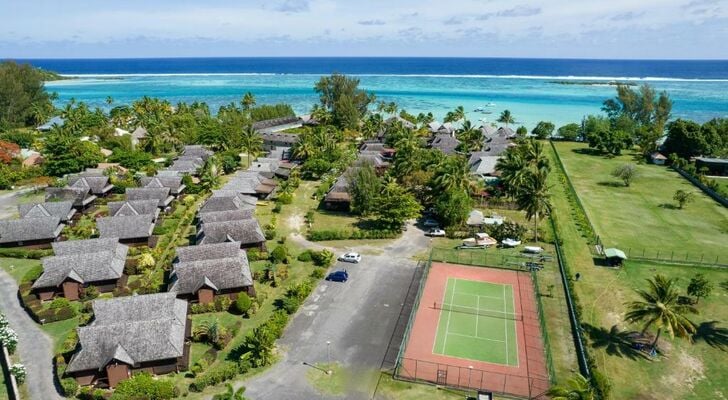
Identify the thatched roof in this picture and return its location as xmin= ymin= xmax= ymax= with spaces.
xmin=170 ymin=242 xmax=252 ymax=295
xmin=67 ymin=293 xmax=187 ymax=373
xmin=108 ymin=200 xmax=160 ymax=220
xmin=33 ymin=238 xmax=127 ymax=289
xmin=18 ymin=201 xmax=76 ymax=222
xmin=199 ymin=193 xmax=257 ymax=214
xmin=68 ymin=176 xmax=113 ymax=195
xmin=182 ymin=145 xmax=213 ymax=160
xmin=430 ymin=134 xmax=461 ymax=155
xmin=45 ymin=187 xmax=96 ymax=208
xmin=0 ymin=217 xmax=64 ymax=244
xmin=198 ymin=209 xmax=255 ymax=224
xmin=97 ymin=215 xmax=155 ymax=240
xmin=252 ymin=116 xmax=301 ymax=131
xmin=197 ymin=219 xmax=265 ymax=246
xmin=139 ymin=176 xmax=186 ymax=195
xmin=125 ymin=187 xmax=173 ymax=208
xmin=131 ymin=126 xmax=148 ymax=140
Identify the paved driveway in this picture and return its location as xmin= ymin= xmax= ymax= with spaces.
xmin=242 ymin=224 xmax=429 ymax=400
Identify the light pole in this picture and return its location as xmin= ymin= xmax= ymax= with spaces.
xmin=326 ymin=340 xmax=332 ymax=375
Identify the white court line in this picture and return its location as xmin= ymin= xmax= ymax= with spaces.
xmin=441 ymin=279 xmax=457 ymax=353
xmin=503 ymin=284 xmax=509 ymax=365
xmin=475 ymin=295 xmax=479 ymax=336
xmin=454 ymin=291 xmax=503 ymax=301
xmin=447 ymin=331 xmax=506 ymax=343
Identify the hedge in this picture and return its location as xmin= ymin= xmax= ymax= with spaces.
xmin=189 ymin=361 xmax=243 ymax=392
xmin=307 ymin=229 xmax=399 ymax=241
xmin=0 ymin=248 xmax=53 ymax=259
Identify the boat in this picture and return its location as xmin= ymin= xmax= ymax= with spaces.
xmin=485 ymin=102 xmax=496 ymax=107
xmin=501 ymin=238 xmax=521 ymax=248
xmin=523 ymin=246 xmax=544 ymax=254
xmin=461 ymin=233 xmax=498 ymax=248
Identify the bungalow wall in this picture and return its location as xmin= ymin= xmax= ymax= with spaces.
xmin=189 ymin=286 xmax=257 ymax=304
xmin=71 ymin=353 xmax=191 ymax=389
xmin=118 ymin=237 xmax=151 ymax=247
xmin=0 ymin=239 xmax=57 ymax=249
xmin=34 ymin=276 xmax=127 ymax=301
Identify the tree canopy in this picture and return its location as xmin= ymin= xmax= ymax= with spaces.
xmin=0 ymin=61 xmax=55 ymax=130
xmin=314 ymin=74 xmax=374 ymax=129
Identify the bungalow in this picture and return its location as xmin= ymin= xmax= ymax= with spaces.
xmin=220 ymin=172 xmax=277 ymax=199
xmin=650 ymin=152 xmax=668 ymax=165
xmin=65 ymin=293 xmax=191 ymax=388
xmin=108 ymin=200 xmax=161 ymax=221
xmin=165 ymin=156 xmax=204 ymax=175
xmin=253 ymin=116 xmax=302 ymax=134
xmin=428 ymin=121 xmax=455 ymax=135
xmin=0 ymin=217 xmax=64 ymax=248
xmin=355 ymin=151 xmax=389 ymax=173
xmin=469 ymin=155 xmax=501 ymax=180
xmin=32 ymin=238 xmax=128 ymax=301
xmin=130 ymin=126 xmax=147 ymax=147
xmin=323 ymin=172 xmax=352 ymax=211
xmin=496 ymin=126 xmax=517 ymax=139
xmin=18 ymin=201 xmax=76 ymax=222
xmin=198 ymin=209 xmax=255 ymax=224
xmin=196 ymin=219 xmax=266 ymax=251
xmin=260 ymin=132 xmax=299 ymax=151
xmin=198 ymin=192 xmax=257 ymax=215
xmin=46 ymin=187 xmax=97 ymax=211
xmin=430 ymin=133 xmax=461 ymax=155
xmin=68 ymin=176 xmax=114 ymax=197
xmin=36 ymin=116 xmax=64 ymax=132
xmin=182 ymin=145 xmax=213 ymax=161
xmin=169 ymin=242 xmax=254 ymax=304
xmin=125 ymin=187 xmax=173 ymax=209
xmin=96 ymin=214 xmax=155 ymax=246
xmin=139 ymin=176 xmax=186 ymax=197
xmin=248 ymin=158 xmax=281 ymax=179
xmin=695 ymin=157 xmax=728 ymax=176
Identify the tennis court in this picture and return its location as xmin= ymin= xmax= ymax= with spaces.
xmin=432 ymin=278 xmax=518 ymax=366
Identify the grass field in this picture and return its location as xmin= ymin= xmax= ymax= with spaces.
xmin=547 ymin=143 xmax=728 ymax=399
xmin=433 ymin=278 xmax=518 ymax=366
xmin=553 ymin=142 xmax=728 ymax=263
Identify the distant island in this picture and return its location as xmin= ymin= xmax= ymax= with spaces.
xmin=37 ymin=68 xmax=71 ymax=81
xmin=549 ymin=80 xmax=637 ymax=86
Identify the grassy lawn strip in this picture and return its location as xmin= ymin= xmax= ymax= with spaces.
xmin=553 ymin=142 xmax=728 ymax=263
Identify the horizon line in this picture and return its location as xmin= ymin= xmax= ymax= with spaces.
xmin=3 ymin=56 xmax=728 ymax=62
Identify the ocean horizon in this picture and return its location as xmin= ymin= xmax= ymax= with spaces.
xmin=10 ymin=57 xmax=728 ymax=128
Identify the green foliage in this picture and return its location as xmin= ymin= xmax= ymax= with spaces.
xmin=311 ymin=249 xmax=334 ymax=267
xmin=42 ymin=132 xmax=103 ymax=176
xmin=374 ymin=181 xmax=422 ymax=229
xmin=277 ymin=295 xmax=301 ymax=314
xmin=532 ymin=121 xmax=556 ymax=139
xmin=0 ymin=61 xmax=55 ymax=129
xmin=21 ymin=263 xmax=44 ymax=283
xmin=111 ymin=372 xmax=178 ymax=400
xmin=687 ymin=273 xmax=713 ymax=304
xmin=348 ymin=164 xmax=382 ymax=216
xmin=189 ymin=361 xmax=243 ymax=392
xmin=487 ymin=221 xmax=527 ymax=242
xmin=497 ymin=109 xmax=515 ymax=127
xmin=314 ymin=74 xmax=373 ymax=129
xmin=582 ymin=114 xmax=632 ymax=155
xmin=60 ymin=377 xmax=79 ymax=397
xmin=557 ymin=123 xmax=581 ymax=141
xmin=249 ymin=104 xmax=295 ymax=122
xmin=434 ymin=188 xmax=472 ymax=228
xmin=611 ymin=163 xmax=637 ymax=187
xmin=516 ymin=126 xmax=528 ymax=136
xmin=219 ymin=149 xmax=241 ymax=174
xmin=297 ymin=250 xmax=313 ymax=262
xmin=49 ymin=297 xmax=71 ymax=309
xmin=108 ymin=149 xmax=154 ymax=170
xmin=307 ymin=229 xmax=400 ymax=241
xmin=269 ymin=245 xmax=288 ymax=264
xmin=235 ymin=292 xmax=253 ymax=315
xmin=0 ymin=130 xmax=36 ymax=148
xmin=672 ymin=189 xmax=695 ymax=209
xmin=311 ymin=267 xmax=326 ymax=279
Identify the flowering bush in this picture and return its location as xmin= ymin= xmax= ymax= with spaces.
xmin=0 ymin=313 xmax=18 ymax=353
xmin=10 ymin=363 xmax=26 ymax=383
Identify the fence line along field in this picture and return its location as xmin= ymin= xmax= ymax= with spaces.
xmin=553 ymin=142 xmax=728 ymax=264
xmin=396 ymin=261 xmax=550 ymax=399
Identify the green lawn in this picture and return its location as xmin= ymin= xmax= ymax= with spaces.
xmin=0 ymin=257 xmax=41 ymax=283
xmin=41 ymin=317 xmax=80 ymax=353
xmin=546 ymin=143 xmax=728 ymax=399
xmin=553 ymin=142 xmax=728 ymax=263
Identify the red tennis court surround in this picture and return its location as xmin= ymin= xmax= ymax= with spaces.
xmin=397 ymin=262 xmax=550 ymax=398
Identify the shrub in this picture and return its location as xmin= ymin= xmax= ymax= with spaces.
xmin=188 ymin=361 xmax=241 ymax=392
xmin=61 ymin=378 xmax=79 ymax=397
xmin=214 ymin=295 xmax=233 ymax=312
xmin=297 ymin=250 xmax=313 ymax=262
xmin=246 ymin=248 xmax=265 ymax=261
xmin=269 ymin=245 xmax=288 ymax=264
xmin=263 ymin=224 xmax=276 ymax=240
xmin=286 ymin=280 xmax=313 ymax=302
xmin=277 ymin=296 xmax=301 ymax=314
xmin=311 ymin=249 xmax=334 ymax=267
xmin=235 ymin=293 xmax=253 ymax=315
xmin=276 ymin=265 xmax=289 ymax=281
xmin=310 ymin=268 xmax=326 ymax=279
xmin=277 ymin=191 xmax=293 ymax=204
xmin=111 ymin=372 xmax=177 ymax=400
xmin=307 ymin=229 xmax=398 ymax=241
xmin=49 ymin=297 xmax=71 ymax=310
xmin=10 ymin=363 xmax=26 ymax=383
xmin=0 ymin=248 xmax=53 ymax=259
xmin=79 ymin=285 xmax=99 ymax=301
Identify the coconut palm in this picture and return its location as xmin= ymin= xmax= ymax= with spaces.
xmin=547 ymin=374 xmax=594 ymax=400
xmin=516 ymin=169 xmax=550 ymax=242
xmin=194 ymin=320 xmax=222 ymax=346
xmin=213 ymin=384 xmax=247 ymax=400
xmin=444 ymin=106 xmax=466 ymax=123
xmin=200 ymin=157 xmax=222 ymax=192
xmin=383 ymin=102 xmax=398 ymax=116
xmin=433 ymin=156 xmax=475 ymax=194
xmin=456 ymin=120 xmax=484 ymax=152
xmin=105 ymin=96 xmax=114 ymax=106
xmin=497 ymin=109 xmax=515 ymax=128
xmin=241 ymin=92 xmax=256 ymax=111
xmin=239 ymin=125 xmax=263 ymax=167
xmin=625 ymin=274 xmax=698 ymax=349
xmin=416 ymin=112 xmax=435 ymax=126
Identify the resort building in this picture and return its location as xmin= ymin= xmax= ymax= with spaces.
xmin=169 ymin=242 xmax=255 ymax=304
xmin=65 ymin=293 xmax=191 ymax=388
xmin=107 ymin=200 xmax=161 ymax=221
xmin=68 ymin=175 xmax=115 ymax=197
xmin=125 ymin=187 xmax=173 ymax=209
xmin=196 ymin=219 xmax=266 ymax=251
xmin=139 ymin=176 xmax=186 ymax=197
xmin=96 ymin=214 xmax=155 ymax=246
xmin=0 ymin=217 xmax=64 ymax=248
xmin=220 ymin=171 xmax=277 ymax=199
xmin=260 ymin=132 xmax=299 ymax=151
xmin=45 ymin=186 xmax=97 ymax=211
xmin=198 ymin=192 xmax=257 ymax=215
xmin=31 ymin=238 xmax=128 ymax=301
xmin=18 ymin=201 xmax=76 ymax=222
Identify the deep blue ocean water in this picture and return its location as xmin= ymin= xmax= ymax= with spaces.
xmin=10 ymin=57 xmax=728 ymax=127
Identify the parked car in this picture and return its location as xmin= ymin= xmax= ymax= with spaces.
xmin=422 ymin=218 xmax=439 ymax=227
xmin=338 ymin=252 xmax=361 ymax=263
xmin=425 ymin=228 xmax=446 ymax=237
xmin=326 ymin=270 xmax=349 ymax=282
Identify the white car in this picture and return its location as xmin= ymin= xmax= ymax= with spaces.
xmin=426 ymin=228 xmax=446 ymax=237
xmin=338 ymin=252 xmax=362 ymax=263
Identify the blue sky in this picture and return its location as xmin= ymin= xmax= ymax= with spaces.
xmin=1 ymin=0 xmax=726 ymax=59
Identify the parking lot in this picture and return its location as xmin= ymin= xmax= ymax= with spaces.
xmin=243 ymin=228 xmax=428 ymax=399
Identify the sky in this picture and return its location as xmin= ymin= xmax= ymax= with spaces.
xmin=1 ymin=0 xmax=727 ymax=59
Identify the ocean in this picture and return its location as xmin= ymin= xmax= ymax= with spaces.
xmin=14 ymin=57 xmax=728 ymax=128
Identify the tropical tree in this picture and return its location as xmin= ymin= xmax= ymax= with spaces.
xmin=239 ymin=125 xmax=263 ymax=167
xmin=375 ymin=181 xmax=422 ymax=229
xmin=241 ymin=92 xmax=256 ymax=111
xmin=444 ymin=106 xmax=466 ymax=123
xmin=625 ymin=274 xmax=698 ymax=349
xmin=194 ymin=320 xmax=223 ymax=347
xmin=105 ymin=96 xmax=114 ymax=106
xmin=687 ymin=274 xmax=713 ymax=304
xmin=546 ymin=374 xmax=595 ymax=400
xmin=348 ymin=164 xmax=382 ymax=216
xmin=611 ymin=164 xmax=637 ymax=187
xmin=200 ymin=157 xmax=221 ymax=192
xmin=456 ymin=120 xmax=484 ymax=152
xmin=432 ymin=156 xmax=474 ymax=194
xmin=515 ymin=169 xmax=550 ymax=242
xmin=497 ymin=110 xmax=515 ymax=128
xmin=673 ymin=189 xmax=694 ymax=209
xmin=213 ymin=384 xmax=247 ymax=400
xmin=532 ymin=121 xmax=555 ymax=139
xmin=383 ymin=101 xmax=398 ymax=116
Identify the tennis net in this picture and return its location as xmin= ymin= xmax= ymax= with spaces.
xmin=433 ymin=301 xmax=522 ymax=321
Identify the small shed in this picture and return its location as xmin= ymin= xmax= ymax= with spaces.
xmin=650 ymin=152 xmax=667 ymax=165
xmin=604 ymin=248 xmax=627 ymax=266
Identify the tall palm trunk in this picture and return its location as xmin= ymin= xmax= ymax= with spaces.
xmin=652 ymin=327 xmax=662 ymax=348
xmin=534 ymin=212 xmax=539 ymax=242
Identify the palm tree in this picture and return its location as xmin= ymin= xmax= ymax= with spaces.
xmin=310 ymin=104 xmax=332 ymax=125
xmin=625 ymin=274 xmax=698 ymax=349
xmin=516 ymin=169 xmax=550 ymax=242
xmin=444 ymin=106 xmax=466 ymax=123
xmin=498 ymin=109 xmax=515 ymax=128
xmin=241 ymin=92 xmax=256 ymax=111
xmin=433 ymin=157 xmax=475 ymax=194
xmin=456 ymin=120 xmax=483 ymax=152
xmin=547 ymin=374 xmax=595 ymax=400
xmin=105 ymin=96 xmax=114 ymax=106
xmin=194 ymin=320 xmax=222 ymax=346
xmin=239 ymin=126 xmax=263 ymax=167
xmin=213 ymin=384 xmax=247 ymax=400
xmin=384 ymin=101 xmax=398 ymax=116
xmin=200 ymin=158 xmax=222 ymax=192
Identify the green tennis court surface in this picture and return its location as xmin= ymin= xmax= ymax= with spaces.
xmin=432 ymin=278 xmax=519 ymax=366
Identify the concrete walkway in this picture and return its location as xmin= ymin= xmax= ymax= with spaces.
xmin=0 ymin=270 xmax=63 ymax=400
